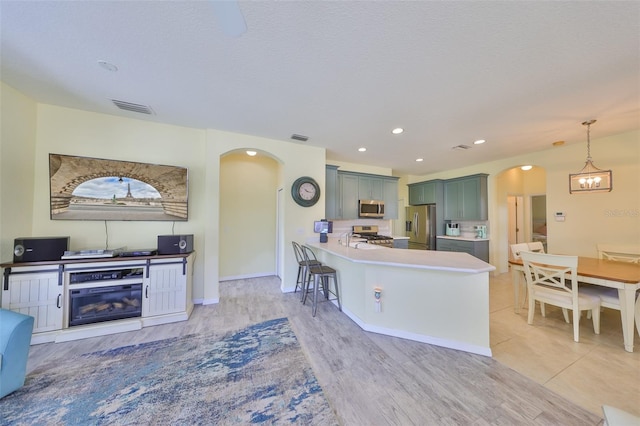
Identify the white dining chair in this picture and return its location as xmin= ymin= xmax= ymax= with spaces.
xmin=510 ymin=243 xmax=531 ymax=261
xmin=597 ymin=243 xmax=640 ymax=263
xmin=521 ymin=251 xmax=601 ymax=342
xmin=582 ymin=243 xmax=640 ymax=337
xmin=527 ymin=241 xmax=545 ymax=253
xmin=511 ymin=242 xmax=551 ymax=312
xmin=602 ymin=405 xmax=640 ymax=426
xmin=510 ymin=243 xmax=533 ymax=309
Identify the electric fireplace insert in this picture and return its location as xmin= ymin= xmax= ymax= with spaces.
xmin=69 ymin=283 xmax=142 ymax=326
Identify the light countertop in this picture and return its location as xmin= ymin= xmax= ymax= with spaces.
xmin=437 ymin=236 xmax=490 ymax=242
xmin=308 ymin=239 xmax=494 ymax=274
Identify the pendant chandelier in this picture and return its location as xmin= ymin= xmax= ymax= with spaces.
xmin=569 ymin=119 xmax=612 ymax=194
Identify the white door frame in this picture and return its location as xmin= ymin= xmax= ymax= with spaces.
xmin=507 ymin=195 xmax=524 ymax=246
xmin=276 ymin=187 xmax=284 ymax=280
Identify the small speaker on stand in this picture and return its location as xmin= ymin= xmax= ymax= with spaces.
xmin=13 ymin=236 xmax=70 ymax=263
xmin=157 ymin=235 xmax=194 ymax=255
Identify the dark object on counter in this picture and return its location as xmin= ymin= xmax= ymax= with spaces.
xmin=315 ymin=220 xmax=332 ymax=243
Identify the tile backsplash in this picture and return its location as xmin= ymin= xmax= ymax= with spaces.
xmin=329 ymin=219 xmax=393 ymax=237
xmin=447 ymin=220 xmax=490 ymax=238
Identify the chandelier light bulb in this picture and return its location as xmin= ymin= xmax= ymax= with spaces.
xmin=569 ymin=119 xmax=612 ymax=194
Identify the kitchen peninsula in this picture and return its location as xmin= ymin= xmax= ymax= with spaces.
xmin=306 ymin=239 xmax=495 ymax=356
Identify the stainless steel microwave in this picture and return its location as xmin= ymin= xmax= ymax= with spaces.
xmin=359 ymin=199 xmax=385 ymax=218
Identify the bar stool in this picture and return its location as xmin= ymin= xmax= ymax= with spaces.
xmin=292 ymin=241 xmax=321 ymax=300
xmin=300 ymin=245 xmax=342 ymax=317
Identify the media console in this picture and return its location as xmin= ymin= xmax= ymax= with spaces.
xmin=1 ymin=252 xmax=195 ymax=344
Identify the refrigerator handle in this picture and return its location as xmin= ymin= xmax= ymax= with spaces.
xmin=413 ymin=212 xmax=419 ymax=236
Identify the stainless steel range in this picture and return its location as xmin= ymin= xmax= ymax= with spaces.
xmin=352 ymin=225 xmax=393 ymax=248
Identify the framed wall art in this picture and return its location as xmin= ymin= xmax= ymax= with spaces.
xmin=49 ymin=154 xmax=188 ymax=221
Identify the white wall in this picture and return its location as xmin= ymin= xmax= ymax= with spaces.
xmin=408 ymin=130 xmax=640 ymax=273
xmin=2 ymin=82 xmax=637 ymax=301
xmin=0 ymin=83 xmax=37 ymax=263
xmin=328 ymin=160 xmax=393 ymax=176
xmin=29 ymin=104 xmax=208 ymax=297
xmin=0 ymin=94 xmax=329 ymax=305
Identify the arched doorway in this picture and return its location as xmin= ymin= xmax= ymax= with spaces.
xmin=219 ymin=150 xmax=282 ymax=281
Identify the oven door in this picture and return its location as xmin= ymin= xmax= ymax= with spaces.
xmin=359 ymin=200 xmax=384 ymax=218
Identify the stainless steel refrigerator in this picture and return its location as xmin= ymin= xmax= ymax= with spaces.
xmin=406 ymin=204 xmax=437 ymax=250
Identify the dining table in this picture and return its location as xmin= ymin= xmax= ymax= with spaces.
xmin=509 ymin=256 xmax=640 ymax=353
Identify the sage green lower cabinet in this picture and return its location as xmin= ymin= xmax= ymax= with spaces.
xmin=436 ymin=238 xmax=489 ymax=263
xmin=393 ymin=238 xmax=409 ymax=249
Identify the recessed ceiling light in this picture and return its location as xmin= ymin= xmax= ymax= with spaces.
xmin=392 ymin=128 xmax=404 ymax=135
xmin=358 ymin=147 xmax=367 ymax=152
xmin=97 ymin=60 xmax=118 ymax=72
xmin=246 ymin=150 xmax=257 ymax=156
xmin=416 ymin=158 xmax=424 ymax=162
xmin=521 ymin=165 xmax=533 ymax=171
xmin=474 ymin=139 xmax=486 ymax=145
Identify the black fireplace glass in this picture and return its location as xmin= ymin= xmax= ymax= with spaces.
xmin=69 ymin=284 xmax=143 ymax=326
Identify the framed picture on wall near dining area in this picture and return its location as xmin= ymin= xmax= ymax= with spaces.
xmin=48 ymin=153 xmax=188 ymax=221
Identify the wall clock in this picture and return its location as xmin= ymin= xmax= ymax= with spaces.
xmin=291 ymin=176 xmax=320 ymax=207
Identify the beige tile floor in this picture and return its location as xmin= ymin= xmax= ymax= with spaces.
xmin=489 ymin=271 xmax=640 ymax=418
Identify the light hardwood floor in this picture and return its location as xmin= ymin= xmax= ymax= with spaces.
xmin=24 ymin=272 xmax=639 ymax=425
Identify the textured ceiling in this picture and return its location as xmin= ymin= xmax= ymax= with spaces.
xmin=1 ymin=1 xmax=638 ymax=175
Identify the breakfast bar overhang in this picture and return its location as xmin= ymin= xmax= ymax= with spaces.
xmin=306 ymin=240 xmax=496 ymax=356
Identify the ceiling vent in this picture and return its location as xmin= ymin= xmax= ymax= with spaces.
xmin=291 ymin=134 xmax=309 ymax=142
xmin=451 ymin=144 xmax=472 ymax=150
xmin=112 ymin=99 xmax=154 ymax=115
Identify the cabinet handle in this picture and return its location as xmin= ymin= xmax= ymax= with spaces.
xmin=57 ymin=293 xmax=62 ymax=308
xmin=145 ymin=285 xmax=149 ymax=298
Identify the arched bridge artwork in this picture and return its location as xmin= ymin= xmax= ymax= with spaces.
xmin=49 ymin=154 xmax=188 ymax=221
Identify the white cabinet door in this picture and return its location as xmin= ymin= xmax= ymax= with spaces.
xmin=143 ymin=259 xmax=187 ymax=317
xmin=2 ymin=266 xmax=63 ymax=333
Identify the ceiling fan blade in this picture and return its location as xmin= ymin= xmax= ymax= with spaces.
xmin=211 ymin=0 xmax=247 ymax=38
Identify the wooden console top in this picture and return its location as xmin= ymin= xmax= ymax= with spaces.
xmin=1 ymin=252 xmax=193 ymax=268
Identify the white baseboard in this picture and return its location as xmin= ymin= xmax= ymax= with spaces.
xmin=219 ymin=272 xmax=274 ymax=282
xmin=54 ymin=319 xmax=142 ymax=343
xmin=340 ymin=304 xmax=492 ymax=357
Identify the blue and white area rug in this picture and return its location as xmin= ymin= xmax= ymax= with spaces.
xmin=1 ymin=318 xmax=337 ymax=425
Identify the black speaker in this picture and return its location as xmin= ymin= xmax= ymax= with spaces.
xmin=157 ymin=234 xmax=194 ymax=255
xmin=13 ymin=236 xmax=70 ymax=263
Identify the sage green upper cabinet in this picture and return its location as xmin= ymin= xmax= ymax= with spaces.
xmin=325 ymin=165 xmax=339 ymax=219
xmin=338 ymin=172 xmax=359 ymax=219
xmin=325 ymin=168 xmax=399 ymax=219
xmin=408 ymin=179 xmax=443 ymax=205
xmin=443 ymin=174 xmax=488 ymax=221
xmin=358 ymin=176 xmax=384 ymax=200
xmin=382 ymin=178 xmax=399 ymax=219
